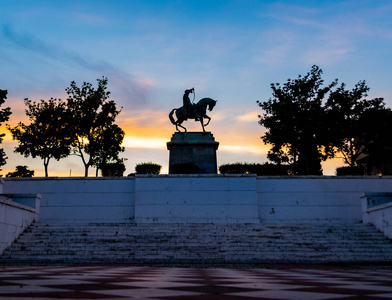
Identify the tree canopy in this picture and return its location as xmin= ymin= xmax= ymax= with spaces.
xmin=0 ymin=89 xmax=12 ymax=170
xmin=90 ymin=123 xmax=125 ymax=176
xmin=7 ymin=77 xmax=125 ymax=177
xmin=258 ymin=65 xmax=336 ymax=175
xmin=258 ymin=65 xmax=389 ymax=175
xmin=355 ymin=108 xmax=392 ymax=175
xmin=325 ymin=81 xmax=386 ymax=167
xmin=65 ymin=77 xmax=124 ymax=176
xmin=8 ymin=98 xmax=72 ymax=177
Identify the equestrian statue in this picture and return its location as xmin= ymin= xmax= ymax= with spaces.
xmin=169 ymin=88 xmax=217 ymax=132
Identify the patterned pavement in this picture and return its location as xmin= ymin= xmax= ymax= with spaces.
xmin=1 ymin=265 xmax=392 ymax=299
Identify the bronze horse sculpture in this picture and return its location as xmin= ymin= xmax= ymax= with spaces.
xmin=169 ymin=96 xmax=217 ymax=132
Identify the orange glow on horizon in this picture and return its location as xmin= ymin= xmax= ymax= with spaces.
xmin=0 ymin=107 xmax=342 ymax=176
xmin=1 ymin=167 xmax=86 ymax=178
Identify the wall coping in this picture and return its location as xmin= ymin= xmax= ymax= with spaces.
xmin=135 ymin=174 xmax=257 ymax=178
xmin=257 ymin=175 xmax=392 ymax=179
xmin=367 ymin=201 xmax=392 ymax=213
xmin=3 ymin=177 xmax=135 ymax=181
xmin=4 ymin=175 xmax=392 ymax=180
xmin=0 ymin=196 xmax=36 ymax=213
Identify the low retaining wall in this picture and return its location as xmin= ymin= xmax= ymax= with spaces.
xmin=3 ymin=176 xmax=392 ymax=224
xmin=258 ymin=177 xmax=392 ymax=223
xmin=3 ymin=194 xmax=41 ymax=221
xmin=0 ymin=195 xmax=40 ymax=254
xmin=365 ymin=203 xmax=392 ymax=238
xmin=362 ymin=193 xmax=392 ymax=239
xmin=3 ymin=177 xmax=135 ymax=224
xmin=135 ymin=175 xmax=258 ymax=223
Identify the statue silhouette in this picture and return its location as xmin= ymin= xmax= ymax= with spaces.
xmin=169 ymin=88 xmax=217 ymax=132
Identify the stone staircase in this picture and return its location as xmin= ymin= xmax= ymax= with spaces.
xmin=1 ymin=222 xmax=392 ymax=265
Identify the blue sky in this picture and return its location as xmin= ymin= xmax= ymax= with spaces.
xmin=1 ymin=0 xmax=392 ymax=176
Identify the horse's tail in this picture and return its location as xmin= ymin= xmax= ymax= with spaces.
xmin=169 ymin=108 xmax=177 ymax=124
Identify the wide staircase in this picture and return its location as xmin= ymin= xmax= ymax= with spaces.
xmin=1 ymin=222 xmax=392 ymax=265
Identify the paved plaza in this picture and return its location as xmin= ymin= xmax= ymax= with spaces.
xmin=1 ymin=265 xmax=392 ymax=299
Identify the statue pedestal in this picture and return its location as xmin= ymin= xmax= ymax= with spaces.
xmin=167 ymin=132 xmax=219 ymax=174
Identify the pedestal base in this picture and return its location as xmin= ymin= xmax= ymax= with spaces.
xmin=167 ymin=132 xmax=219 ymax=174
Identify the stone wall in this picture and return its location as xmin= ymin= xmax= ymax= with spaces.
xmin=0 ymin=196 xmax=39 ymax=254
xmin=362 ymin=193 xmax=392 ymax=239
xmin=365 ymin=203 xmax=392 ymax=238
xmin=257 ymin=177 xmax=392 ymax=223
xmin=135 ymin=175 xmax=258 ymax=223
xmin=3 ymin=177 xmax=135 ymax=224
xmin=3 ymin=176 xmax=392 ymax=224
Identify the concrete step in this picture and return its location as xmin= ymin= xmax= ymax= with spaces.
xmin=2 ymin=254 xmax=391 ymax=265
xmin=17 ymin=231 xmax=387 ymax=241
xmin=18 ymin=225 xmax=383 ymax=233
xmin=14 ymin=237 xmax=390 ymax=247
xmin=1 ymin=222 xmax=392 ymax=265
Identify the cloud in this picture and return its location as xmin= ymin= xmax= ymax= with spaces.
xmin=255 ymin=3 xmax=365 ymax=67
xmin=3 ymin=25 xmax=108 ymax=71
xmin=1 ymin=25 xmax=152 ymax=105
xmin=305 ymin=46 xmax=353 ymax=66
xmin=123 ymin=137 xmax=167 ymax=149
xmin=70 ymin=12 xmax=109 ymax=26
xmin=236 ymin=111 xmax=258 ymax=122
xmin=219 ymin=145 xmax=267 ymax=155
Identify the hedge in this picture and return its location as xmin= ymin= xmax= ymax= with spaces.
xmin=219 ymin=162 xmax=291 ymax=176
xmin=336 ymin=166 xmax=366 ymax=176
xmin=135 ymin=162 xmax=162 ymax=174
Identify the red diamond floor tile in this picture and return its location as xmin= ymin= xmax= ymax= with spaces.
xmin=0 ymin=265 xmax=392 ymax=299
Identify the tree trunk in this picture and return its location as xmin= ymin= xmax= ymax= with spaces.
xmin=44 ymin=157 xmax=50 ymax=177
xmin=84 ymin=164 xmax=89 ymax=177
xmin=297 ymin=137 xmax=322 ymax=175
xmin=78 ymin=147 xmax=90 ymax=177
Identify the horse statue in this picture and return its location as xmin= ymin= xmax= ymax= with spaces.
xmin=169 ymin=97 xmax=217 ymax=132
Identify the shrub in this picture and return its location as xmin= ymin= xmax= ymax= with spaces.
xmin=219 ymin=163 xmax=248 ymax=174
xmin=101 ymin=162 xmax=126 ymax=177
xmin=336 ymin=166 xmax=366 ymax=176
xmin=219 ymin=162 xmax=291 ymax=175
xmin=255 ymin=163 xmax=292 ymax=175
xmin=171 ymin=162 xmax=199 ymax=174
xmin=135 ymin=162 xmax=162 ymax=174
xmin=6 ymin=165 xmax=34 ymax=177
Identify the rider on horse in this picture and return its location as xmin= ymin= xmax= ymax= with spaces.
xmin=182 ymin=88 xmax=200 ymax=121
xmin=169 ymin=87 xmax=217 ymax=132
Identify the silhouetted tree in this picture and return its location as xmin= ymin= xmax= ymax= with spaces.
xmin=65 ymin=77 xmax=123 ymax=177
xmin=0 ymin=89 xmax=12 ymax=170
xmin=325 ymin=80 xmax=386 ymax=167
xmin=356 ymin=108 xmax=392 ymax=174
xmin=258 ymin=65 xmax=336 ymax=175
xmin=8 ymin=98 xmax=72 ymax=177
xmin=90 ymin=123 xmax=125 ymax=176
xmin=6 ymin=165 xmax=34 ymax=177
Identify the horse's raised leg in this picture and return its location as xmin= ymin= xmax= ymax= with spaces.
xmin=204 ymin=115 xmax=211 ymax=126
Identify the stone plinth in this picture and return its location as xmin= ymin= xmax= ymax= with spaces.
xmin=167 ymin=132 xmax=219 ymax=174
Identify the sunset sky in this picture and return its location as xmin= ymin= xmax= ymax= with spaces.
xmin=1 ymin=0 xmax=392 ymax=176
